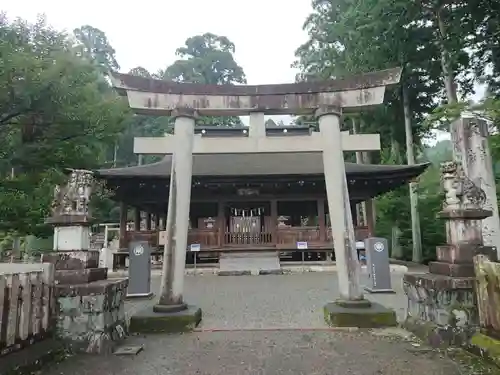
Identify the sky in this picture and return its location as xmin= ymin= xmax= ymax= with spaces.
xmin=2 ymin=1 xmax=484 ymax=144
xmin=3 ymin=0 xmax=314 ymax=125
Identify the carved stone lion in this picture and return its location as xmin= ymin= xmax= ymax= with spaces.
xmin=440 ymin=160 xmax=486 ymax=209
xmin=51 ymin=169 xmax=94 ymax=217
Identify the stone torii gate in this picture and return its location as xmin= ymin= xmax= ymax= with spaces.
xmin=111 ymin=68 xmax=402 ymax=330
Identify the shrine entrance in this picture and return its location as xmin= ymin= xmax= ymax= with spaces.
xmin=226 ymin=203 xmax=271 ymax=246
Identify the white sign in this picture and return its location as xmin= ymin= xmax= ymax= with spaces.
xmin=158 ymin=231 xmax=166 ymax=246
xmin=296 ymin=241 xmax=308 ymax=250
xmin=190 ymin=244 xmax=201 ymax=252
xmin=133 ymin=245 xmax=144 ymax=256
xmin=374 ymin=242 xmax=385 ymax=253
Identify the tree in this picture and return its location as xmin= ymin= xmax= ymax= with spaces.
xmin=73 ymin=25 xmax=120 ymax=75
xmin=0 ymin=15 xmax=128 ymax=236
xmin=160 ymin=33 xmax=247 ymax=127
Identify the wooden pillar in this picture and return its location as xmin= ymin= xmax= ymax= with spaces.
xmin=350 ymin=202 xmax=358 ymax=229
xmin=217 ymin=200 xmax=225 ymax=247
xmin=270 ymin=199 xmax=278 ymax=245
xmin=133 ymin=208 xmax=141 ymax=231
xmin=365 ymin=200 xmax=375 ymax=237
xmin=145 ymin=213 xmax=152 ymax=230
xmin=317 ymin=198 xmax=326 ymax=241
xmin=119 ymin=202 xmax=128 ymax=249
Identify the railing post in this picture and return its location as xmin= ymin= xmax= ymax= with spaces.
xmin=317 ymin=198 xmax=326 ymax=241
xmin=270 ymin=200 xmax=278 ymax=247
xmin=217 ymin=200 xmax=225 ymax=247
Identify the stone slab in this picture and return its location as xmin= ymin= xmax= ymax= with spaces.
xmin=129 ymin=305 xmax=202 ymax=334
xmin=428 ymin=261 xmax=474 ymax=277
xmin=55 ymin=267 xmax=108 ymax=284
xmin=55 ymin=278 xmax=128 ymax=298
xmin=403 ymin=272 xmax=474 ymax=290
xmin=324 ymin=301 xmax=397 ymax=328
xmin=126 ymin=291 xmax=155 ymax=300
xmin=219 ymin=251 xmax=280 ymax=274
xmin=435 ymin=244 xmax=496 ymax=264
xmin=217 ymin=270 xmax=252 ymax=276
xmin=114 ymin=345 xmax=144 ymax=356
xmin=43 ymin=250 xmax=100 ymax=270
xmin=364 ymin=287 xmax=396 ymax=294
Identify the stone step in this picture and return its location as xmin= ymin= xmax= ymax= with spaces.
xmin=219 ymin=251 xmax=280 ymax=273
xmin=219 ymin=251 xmax=278 ymax=259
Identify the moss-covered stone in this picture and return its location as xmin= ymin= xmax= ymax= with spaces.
xmin=217 ymin=270 xmax=251 ymax=276
xmin=403 ymin=316 xmax=475 ymax=348
xmin=470 ymin=332 xmax=500 ymax=368
xmin=323 ymin=301 xmax=397 ymax=328
xmin=129 ymin=305 xmax=202 ymax=334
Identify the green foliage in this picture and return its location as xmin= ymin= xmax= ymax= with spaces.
xmin=296 ymin=0 xmax=500 ymax=261
xmin=0 ymin=15 xmax=128 ymax=236
xmin=159 ymin=33 xmax=246 ymax=127
xmin=375 ymin=166 xmax=445 ymax=263
xmin=73 ymin=24 xmax=120 ymax=75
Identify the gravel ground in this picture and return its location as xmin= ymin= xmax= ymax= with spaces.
xmin=40 ymin=330 xmax=466 ymax=375
xmin=38 ymin=273 xmax=488 ymax=375
xmin=124 ymin=272 xmax=408 ymax=329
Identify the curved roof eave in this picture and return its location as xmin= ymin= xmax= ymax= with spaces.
xmin=94 ymin=154 xmax=430 ymax=179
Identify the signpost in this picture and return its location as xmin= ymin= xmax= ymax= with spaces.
xmin=190 ymin=244 xmax=200 ymax=268
xmin=364 ymin=237 xmax=394 ymax=293
xmin=127 ymin=240 xmax=154 ymax=299
xmin=297 ymin=241 xmax=308 ymax=263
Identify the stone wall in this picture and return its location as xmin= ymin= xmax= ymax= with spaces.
xmin=56 ymin=279 xmax=128 ymax=353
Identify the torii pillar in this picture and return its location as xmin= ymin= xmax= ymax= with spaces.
xmin=110 ymin=68 xmax=402 ymax=330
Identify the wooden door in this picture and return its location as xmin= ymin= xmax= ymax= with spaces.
xmin=229 ymin=216 xmax=261 ymax=244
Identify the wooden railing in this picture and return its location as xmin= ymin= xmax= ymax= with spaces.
xmin=121 ymin=225 xmax=371 ymax=250
xmin=188 ymin=229 xmax=219 ymax=247
xmin=125 ymin=230 xmax=158 ymax=247
xmin=277 ymin=227 xmax=322 ymax=248
xmin=327 ymin=226 xmax=370 ymax=242
xmin=224 ymin=232 xmax=273 ymax=246
xmin=474 ymin=255 xmax=500 ymax=338
xmin=0 ymin=263 xmax=55 ymax=357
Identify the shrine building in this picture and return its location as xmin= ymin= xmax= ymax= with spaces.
xmin=95 ymin=124 xmax=428 ymax=264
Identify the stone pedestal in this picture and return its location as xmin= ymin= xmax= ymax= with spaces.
xmin=403 ymin=161 xmax=496 ymax=347
xmin=43 ymin=170 xmax=128 ymax=354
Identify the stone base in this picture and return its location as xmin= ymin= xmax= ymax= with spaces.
xmin=42 ymin=250 xmax=100 ymax=270
xmin=428 ymin=261 xmax=474 ymax=277
xmin=55 ymin=267 xmax=108 ymax=284
xmin=129 ymin=305 xmax=202 ymax=334
xmin=55 ymin=278 xmax=129 ymax=354
xmin=402 ymin=272 xmax=477 ymax=348
xmin=323 ymin=300 xmax=397 ymax=328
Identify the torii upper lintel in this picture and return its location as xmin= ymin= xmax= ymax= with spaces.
xmin=110 ymin=68 xmax=402 ymax=116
